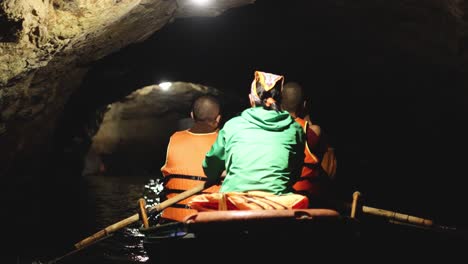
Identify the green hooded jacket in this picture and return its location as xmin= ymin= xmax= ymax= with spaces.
xmin=202 ymin=106 xmax=305 ymax=195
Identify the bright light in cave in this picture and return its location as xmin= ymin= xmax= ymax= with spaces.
xmin=159 ymin=82 xmax=172 ymax=91
xmin=191 ymin=0 xmax=211 ymax=6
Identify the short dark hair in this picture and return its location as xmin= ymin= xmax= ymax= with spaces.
xmin=281 ymin=82 xmax=304 ymax=113
xmin=191 ymin=94 xmax=220 ymax=122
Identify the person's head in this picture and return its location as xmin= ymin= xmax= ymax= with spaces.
xmin=281 ymin=81 xmax=306 ymax=117
xmin=190 ymin=94 xmax=221 ymax=129
xmin=249 ymin=71 xmax=284 ymax=111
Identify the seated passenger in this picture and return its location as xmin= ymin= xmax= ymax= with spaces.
xmin=188 ymin=71 xmax=308 ymax=211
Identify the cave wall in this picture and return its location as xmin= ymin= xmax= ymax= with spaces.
xmin=86 ymin=82 xmax=223 ymax=175
xmin=0 ymin=0 xmax=254 ymax=179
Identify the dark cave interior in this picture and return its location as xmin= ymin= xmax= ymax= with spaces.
xmin=49 ymin=0 xmax=468 ymax=228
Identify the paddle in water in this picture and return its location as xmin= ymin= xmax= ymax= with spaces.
xmin=42 ymin=183 xmax=207 ymax=263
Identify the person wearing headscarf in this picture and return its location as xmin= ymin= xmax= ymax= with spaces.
xmin=188 ymin=71 xmax=308 ymax=211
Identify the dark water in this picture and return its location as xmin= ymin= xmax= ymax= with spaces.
xmin=6 ymin=165 xmax=468 ymax=264
xmin=8 ymin=173 xmax=161 ymax=264
xmin=6 ymin=171 xmax=468 ymax=264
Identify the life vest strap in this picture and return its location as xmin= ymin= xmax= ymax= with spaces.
xmin=169 ymin=204 xmax=192 ymax=209
xmin=163 ymin=174 xmax=208 ymax=182
xmin=163 ymin=188 xmax=213 ymax=195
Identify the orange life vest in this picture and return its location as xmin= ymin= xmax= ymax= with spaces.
xmin=160 ymin=130 xmax=221 ymax=222
xmin=292 ymin=118 xmax=322 ymax=196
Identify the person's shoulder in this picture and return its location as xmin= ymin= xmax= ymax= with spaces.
xmin=290 ymin=120 xmax=306 ymax=139
xmin=219 ymin=115 xmax=247 ymax=134
xmin=225 ymin=115 xmax=244 ymax=125
xmin=290 ymin=119 xmax=303 ymax=130
xmin=221 ymin=118 xmax=234 ymax=130
xmin=308 ymin=123 xmax=321 ymax=136
xmin=170 ymin=129 xmax=189 ymax=138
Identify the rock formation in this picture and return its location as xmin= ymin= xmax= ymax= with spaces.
xmin=0 ymin=0 xmax=253 ymax=179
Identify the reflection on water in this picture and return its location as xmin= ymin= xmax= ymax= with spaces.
xmin=12 ymin=173 xmax=164 ymax=264
xmin=142 ymin=179 xmax=164 ymax=226
xmin=142 ymin=178 xmax=164 ymax=209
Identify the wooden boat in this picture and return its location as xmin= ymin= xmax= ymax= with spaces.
xmin=139 ymin=208 xmax=360 ymax=263
xmin=69 ymin=187 xmax=466 ymax=264
xmin=138 ymin=191 xmax=467 ymax=263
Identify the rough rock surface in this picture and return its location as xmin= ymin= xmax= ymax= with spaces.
xmin=84 ymin=82 xmax=222 ymax=175
xmin=0 ymin=0 xmax=253 ymax=178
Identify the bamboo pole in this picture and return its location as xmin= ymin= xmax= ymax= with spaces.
xmin=139 ymin=198 xmax=149 ymax=228
xmin=361 ymin=205 xmax=434 ymax=227
xmin=350 ymin=191 xmax=361 ymax=218
xmin=74 ymin=183 xmax=206 ymax=249
xmin=347 ymin=190 xmax=434 ymax=228
xmin=46 ymin=183 xmax=207 ymax=264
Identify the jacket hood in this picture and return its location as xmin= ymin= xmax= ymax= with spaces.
xmin=241 ymin=107 xmax=295 ymax=131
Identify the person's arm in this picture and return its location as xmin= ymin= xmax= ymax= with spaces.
xmin=308 ymin=123 xmax=321 ymax=137
xmin=305 ymin=124 xmax=320 ymax=150
xmin=160 ymin=135 xmax=173 ymax=176
xmin=306 ymin=124 xmax=328 ymax=160
xmin=202 ymin=129 xmax=226 ymax=185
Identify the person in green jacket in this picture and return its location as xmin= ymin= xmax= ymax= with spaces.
xmin=202 ymin=71 xmax=306 ymax=197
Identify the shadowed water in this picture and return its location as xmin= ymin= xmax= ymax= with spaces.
xmin=8 ymin=173 xmax=162 ymax=264
xmin=6 ymin=168 xmax=468 ymax=264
